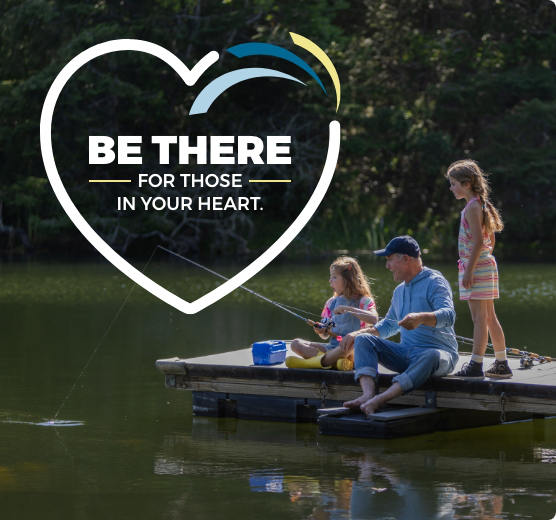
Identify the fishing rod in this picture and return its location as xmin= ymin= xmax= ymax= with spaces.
xmin=157 ymin=246 xmax=339 ymax=337
xmin=367 ymin=315 xmax=554 ymax=366
xmin=159 ymin=247 xmax=553 ymax=364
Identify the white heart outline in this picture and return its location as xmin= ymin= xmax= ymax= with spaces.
xmin=40 ymin=39 xmax=340 ymax=314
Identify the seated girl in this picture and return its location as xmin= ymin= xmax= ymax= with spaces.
xmin=286 ymin=257 xmax=378 ymax=370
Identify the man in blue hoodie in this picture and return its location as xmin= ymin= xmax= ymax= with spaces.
xmin=342 ymin=236 xmax=458 ymax=415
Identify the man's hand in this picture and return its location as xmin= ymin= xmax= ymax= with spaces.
xmin=340 ymin=331 xmax=359 ymax=352
xmin=340 ymin=328 xmax=377 ymax=351
xmin=398 ymin=313 xmax=424 ymax=330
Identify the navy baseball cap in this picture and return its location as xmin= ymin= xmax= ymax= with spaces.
xmin=374 ymin=236 xmax=421 ymax=258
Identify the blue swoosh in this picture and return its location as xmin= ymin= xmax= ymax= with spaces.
xmin=227 ymin=43 xmax=327 ymax=96
xmin=190 ymin=68 xmax=306 ymax=115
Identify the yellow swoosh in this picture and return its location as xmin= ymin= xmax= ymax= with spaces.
xmin=290 ymin=32 xmax=341 ymax=112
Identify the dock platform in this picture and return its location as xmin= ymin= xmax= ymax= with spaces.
xmin=156 ymin=345 xmax=556 ymax=439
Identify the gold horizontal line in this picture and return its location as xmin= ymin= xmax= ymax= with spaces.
xmin=89 ymin=180 xmax=132 ymax=183
xmin=248 ymin=180 xmax=291 ymax=183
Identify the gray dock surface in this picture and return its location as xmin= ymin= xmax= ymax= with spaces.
xmin=157 ymin=344 xmax=556 ymax=416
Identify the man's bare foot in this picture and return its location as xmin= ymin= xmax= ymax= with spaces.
xmin=343 ymin=394 xmax=374 ymax=409
xmin=361 ymin=396 xmax=382 ymax=415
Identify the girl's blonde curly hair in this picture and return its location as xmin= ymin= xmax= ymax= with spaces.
xmin=330 ymin=256 xmax=373 ymax=301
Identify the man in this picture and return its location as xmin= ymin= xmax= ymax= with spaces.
xmin=342 ymin=236 xmax=458 ymax=415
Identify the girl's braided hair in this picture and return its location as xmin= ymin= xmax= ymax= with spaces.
xmin=330 ymin=256 xmax=373 ymax=300
xmin=446 ymin=160 xmax=504 ymax=234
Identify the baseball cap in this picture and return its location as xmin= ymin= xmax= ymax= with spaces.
xmin=373 ymin=236 xmax=421 ymax=258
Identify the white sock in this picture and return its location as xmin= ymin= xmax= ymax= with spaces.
xmin=495 ymin=351 xmax=507 ymax=362
xmin=471 ymin=354 xmax=483 ymax=364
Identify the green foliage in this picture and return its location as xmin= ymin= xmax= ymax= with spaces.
xmin=1 ymin=0 xmax=555 ymax=259
xmin=475 ymin=98 xmax=556 ymax=257
xmin=311 ymin=0 xmax=556 ymax=259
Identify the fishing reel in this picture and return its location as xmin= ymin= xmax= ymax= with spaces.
xmin=520 ymin=356 xmax=535 ymax=369
xmin=315 ymin=318 xmax=336 ymax=335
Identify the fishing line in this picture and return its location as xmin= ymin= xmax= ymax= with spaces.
xmin=369 ymin=315 xmax=485 ymax=349
xmin=51 ymin=247 xmax=159 ymax=421
xmin=276 ymin=302 xmax=323 ymax=319
xmin=351 ymin=314 xmax=553 ymax=365
xmin=371 ymin=316 xmax=488 ymax=348
xmin=159 ymin=247 xmax=508 ymax=349
xmin=517 ymin=364 xmax=556 ymax=380
xmin=157 ymin=246 xmax=327 ymax=330
xmin=156 ymin=247 xmax=552 ymax=364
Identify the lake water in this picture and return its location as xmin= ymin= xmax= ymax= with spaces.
xmin=1 ymin=257 xmax=555 ymax=519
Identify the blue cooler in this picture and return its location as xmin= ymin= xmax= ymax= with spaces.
xmin=251 ymin=340 xmax=287 ymax=365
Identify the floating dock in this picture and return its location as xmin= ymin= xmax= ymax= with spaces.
xmin=156 ymin=345 xmax=556 ymax=439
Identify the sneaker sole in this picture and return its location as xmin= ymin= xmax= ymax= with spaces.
xmin=486 ymin=373 xmax=513 ymax=379
xmin=446 ymin=374 xmax=485 ymax=380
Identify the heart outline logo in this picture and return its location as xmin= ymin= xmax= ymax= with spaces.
xmin=40 ymin=39 xmax=340 ymax=314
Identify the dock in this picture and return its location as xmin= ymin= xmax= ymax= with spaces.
xmin=156 ymin=345 xmax=556 ymax=439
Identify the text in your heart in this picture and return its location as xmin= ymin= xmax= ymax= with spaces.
xmin=89 ymin=135 xmax=292 ymax=213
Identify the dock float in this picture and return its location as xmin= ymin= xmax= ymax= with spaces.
xmin=156 ymin=345 xmax=556 ymax=439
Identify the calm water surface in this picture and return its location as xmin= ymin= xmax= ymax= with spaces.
xmin=1 ymin=257 xmax=555 ymax=520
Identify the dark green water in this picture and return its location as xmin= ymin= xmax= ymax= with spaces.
xmin=1 ymin=257 xmax=555 ymax=519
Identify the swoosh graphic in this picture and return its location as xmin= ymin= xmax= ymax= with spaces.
xmin=227 ymin=43 xmax=327 ymax=95
xmin=290 ymin=32 xmax=341 ymax=112
xmin=189 ymin=68 xmax=306 ymax=115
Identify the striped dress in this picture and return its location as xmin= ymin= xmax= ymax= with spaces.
xmin=458 ymin=197 xmax=499 ymax=300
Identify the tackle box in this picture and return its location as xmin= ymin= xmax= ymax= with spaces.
xmin=251 ymin=340 xmax=287 ymax=365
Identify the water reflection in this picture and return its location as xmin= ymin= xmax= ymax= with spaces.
xmin=153 ymin=417 xmax=556 ymax=519
xmin=249 ymin=472 xmax=284 ymax=493
xmin=2 ymin=260 xmax=556 ymax=519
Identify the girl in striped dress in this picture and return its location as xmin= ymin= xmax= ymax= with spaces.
xmin=446 ymin=160 xmax=511 ymax=379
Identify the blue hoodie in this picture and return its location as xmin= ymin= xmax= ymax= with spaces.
xmin=374 ymin=267 xmax=459 ymax=366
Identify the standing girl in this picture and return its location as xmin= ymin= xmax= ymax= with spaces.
xmin=446 ymin=160 xmax=511 ymax=378
xmin=286 ymin=257 xmax=378 ymax=370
